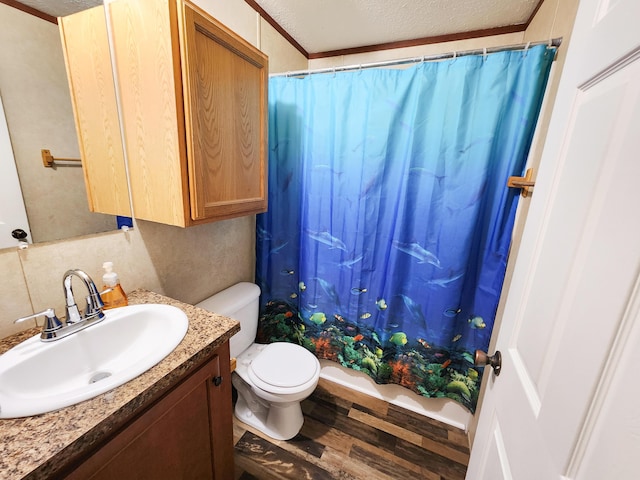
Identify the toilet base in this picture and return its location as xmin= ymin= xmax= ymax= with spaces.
xmin=234 ymin=392 xmax=304 ymax=441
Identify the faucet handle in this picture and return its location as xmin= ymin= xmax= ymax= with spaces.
xmin=15 ymin=308 xmax=64 ymax=338
xmin=84 ymin=293 xmax=105 ymax=319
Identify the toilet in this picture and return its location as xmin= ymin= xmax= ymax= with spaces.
xmin=196 ymin=282 xmax=320 ymax=440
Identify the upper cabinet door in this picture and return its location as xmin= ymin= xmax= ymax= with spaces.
xmin=108 ymin=0 xmax=189 ymax=227
xmin=59 ymin=5 xmax=131 ymax=218
xmin=181 ymin=3 xmax=268 ymax=222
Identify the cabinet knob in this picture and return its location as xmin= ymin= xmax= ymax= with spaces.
xmin=212 ymin=376 xmax=223 ymax=386
xmin=11 ymin=229 xmax=28 ymax=240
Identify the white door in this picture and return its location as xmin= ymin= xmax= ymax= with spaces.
xmin=467 ymin=0 xmax=640 ymax=478
xmin=0 ymin=94 xmax=31 ymax=249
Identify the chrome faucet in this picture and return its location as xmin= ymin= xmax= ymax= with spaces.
xmin=14 ymin=269 xmax=105 ymax=342
xmin=63 ymin=269 xmax=105 ymax=324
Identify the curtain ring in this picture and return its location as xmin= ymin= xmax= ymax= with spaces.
xmin=483 ymin=47 xmax=487 ymax=60
xmin=453 ymin=51 xmax=457 ymax=60
xmin=524 ymin=41 xmax=531 ymax=56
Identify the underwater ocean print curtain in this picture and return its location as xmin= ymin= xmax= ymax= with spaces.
xmin=256 ymin=45 xmax=555 ymax=412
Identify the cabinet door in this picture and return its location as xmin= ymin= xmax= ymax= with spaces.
xmin=108 ymin=0 xmax=189 ymax=227
xmin=59 ymin=5 xmax=131 ymax=217
xmin=64 ymin=343 xmax=234 ymax=480
xmin=181 ymin=2 xmax=268 ymax=222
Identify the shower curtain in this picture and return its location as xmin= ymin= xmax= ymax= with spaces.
xmin=256 ymin=45 xmax=555 ymax=412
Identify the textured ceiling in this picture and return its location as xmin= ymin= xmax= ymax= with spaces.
xmin=252 ymin=0 xmax=541 ymax=54
xmin=15 ymin=0 xmax=541 ymax=55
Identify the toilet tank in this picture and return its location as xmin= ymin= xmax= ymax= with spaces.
xmin=196 ymin=282 xmax=261 ymax=358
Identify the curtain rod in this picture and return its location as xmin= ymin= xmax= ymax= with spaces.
xmin=270 ymin=38 xmax=562 ymax=78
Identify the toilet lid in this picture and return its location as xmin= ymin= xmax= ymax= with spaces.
xmin=250 ymin=342 xmax=318 ymax=388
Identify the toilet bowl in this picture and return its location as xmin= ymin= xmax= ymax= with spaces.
xmin=233 ymin=342 xmax=320 ymax=440
xmin=196 ymin=283 xmax=320 ymax=441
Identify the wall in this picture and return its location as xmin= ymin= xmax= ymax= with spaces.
xmin=309 ymin=32 xmax=524 ymax=69
xmin=0 ymin=0 xmax=306 ymax=339
xmin=523 ymin=0 xmax=582 ymax=170
xmin=0 ymin=3 xmax=116 ymax=243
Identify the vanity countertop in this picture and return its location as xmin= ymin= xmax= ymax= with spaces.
xmin=0 ymin=289 xmax=240 ymax=480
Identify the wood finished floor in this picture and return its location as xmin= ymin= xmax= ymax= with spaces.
xmin=233 ymin=378 xmax=470 ymax=479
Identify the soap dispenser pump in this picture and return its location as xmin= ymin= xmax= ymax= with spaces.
xmin=101 ymin=261 xmax=128 ymax=309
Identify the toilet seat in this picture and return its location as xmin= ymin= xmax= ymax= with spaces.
xmin=248 ymin=342 xmax=319 ymax=395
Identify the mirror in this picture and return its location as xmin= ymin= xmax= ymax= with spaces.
xmin=0 ymin=1 xmax=127 ymax=249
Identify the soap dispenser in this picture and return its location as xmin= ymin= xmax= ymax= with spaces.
xmin=101 ymin=261 xmax=128 ymax=309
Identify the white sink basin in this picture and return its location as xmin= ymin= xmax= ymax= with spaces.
xmin=0 ymin=304 xmax=188 ymax=418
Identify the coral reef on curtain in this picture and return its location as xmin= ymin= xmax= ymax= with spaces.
xmin=256 ymin=299 xmax=482 ymax=412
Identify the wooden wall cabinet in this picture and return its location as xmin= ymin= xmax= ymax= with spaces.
xmin=64 ymin=342 xmax=234 ymax=480
xmin=109 ymin=0 xmax=268 ymax=227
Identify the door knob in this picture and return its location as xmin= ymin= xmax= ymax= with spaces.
xmin=475 ymin=349 xmax=502 ymax=376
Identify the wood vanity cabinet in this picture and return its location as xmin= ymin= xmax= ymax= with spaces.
xmin=63 ymin=342 xmax=234 ymax=480
xmin=61 ymin=0 xmax=268 ymax=227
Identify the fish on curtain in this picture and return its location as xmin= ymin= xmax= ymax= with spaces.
xmin=256 ymin=45 xmax=555 ymax=412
